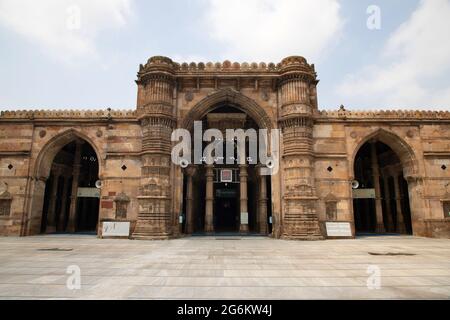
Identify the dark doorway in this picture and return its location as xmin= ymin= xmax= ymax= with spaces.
xmin=41 ymin=140 xmax=100 ymax=234
xmin=353 ymin=140 xmax=412 ymax=235
xmin=214 ymin=182 xmax=239 ymax=232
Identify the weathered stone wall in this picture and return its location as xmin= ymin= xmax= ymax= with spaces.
xmin=0 ymin=123 xmax=33 ymax=235
xmin=0 ymin=111 xmax=141 ymax=236
xmin=314 ymin=111 xmax=450 ymax=238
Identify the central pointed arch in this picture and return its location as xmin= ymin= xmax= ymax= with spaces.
xmin=180 ymin=88 xmax=274 ymax=130
xmin=177 ymin=89 xmax=275 ymax=236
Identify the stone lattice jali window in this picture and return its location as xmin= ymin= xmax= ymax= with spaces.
xmin=0 ymin=191 xmax=12 ymax=217
xmin=443 ymin=201 xmax=450 ymax=219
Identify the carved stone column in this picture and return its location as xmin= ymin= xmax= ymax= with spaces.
xmin=393 ymin=172 xmax=406 ymax=234
xmin=258 ymin=166 xmax=268 ymax=234
xmin=370 ymin=141 xmax=385 ymax=233
xmin=132 ymin=56 xmax=177 ymax=240
xmin=184 ymin=166 xmax=197 ymax=234
xmin=67 ymin=140 xmax=83 ymax=233
xmin=239 ymin=164 xmax=249 ymax=233
xmin=278 ymin=56 xmax=322 ymax=240
xmin=57 ymin=175 xmax=71 ymax=231
xmin=205 ymin=165 xmax=214 ymax=233
xmin=382 ymin=172 xmax=394 ymax=232
xmin=45 ymin=168 xmax=61 ymax=233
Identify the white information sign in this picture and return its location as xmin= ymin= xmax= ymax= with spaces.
xmin=240 ymin=212 xmax=248 ymax=225
xmin=102 ymin=222 xmax=130 ymax=237
xmin=77 ymin=187 xmax=100 ymax=198
xmin=325 ymin=222 xmax=352 ymax=237
xmin=352 ymin=188 xmax=375 ymax=199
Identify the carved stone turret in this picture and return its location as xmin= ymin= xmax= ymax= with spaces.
xmin=278 ymin=56 xmax=322 ymax=240
xmin=133 ymin=56 xmax=177 ymax=239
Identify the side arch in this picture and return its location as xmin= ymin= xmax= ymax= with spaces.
xmin=180 ymin=88 xmax=274 ymax=130
xmin=350 ymin=128 xmax=419 ymax=179
xmin=25 ymin=129 xmax=104 ymax=235
xmin=34 ymin=129 xmax=104 ymax=180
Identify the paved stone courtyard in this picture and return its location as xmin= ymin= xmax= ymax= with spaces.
xmin=0 ymin=235 xmax=449 ymax=299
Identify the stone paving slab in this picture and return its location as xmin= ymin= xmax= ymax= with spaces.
xmin=0 ymin=234 xmax=449 ymax=299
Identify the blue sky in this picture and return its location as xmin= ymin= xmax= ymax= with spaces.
xmin=0 ymin=0 xmax=449 ymax=110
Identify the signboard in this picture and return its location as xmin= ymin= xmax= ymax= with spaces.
xmin=77 ymin=187 xmax=100 ymax=198
xmin=240 ymin=212 xmax=248 ymax=225
xmin=102 ymin=221 xmax=130 ymax=237
xmin=352 ymin=188 xmax=375 ymax=199
xmin=216 ymin=189 xmax=237 ymax=198
xmin=221 ymin=169 xmax=233 ymax=182
xmin=325 ymin=222 xmax=352 ymax=237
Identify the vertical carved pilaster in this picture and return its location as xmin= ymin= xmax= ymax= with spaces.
xmin=184 ymin=165 xmax=197 ymax=234
xmin=258 ymin=166 xmax=268 ymax=235
xmin=239 ymin=164 xmax=249 ymax=233
xmin=205 ymin=165 xmax=214 ymax=233
xmin=278 ymin=56 xmax=322 ymax=240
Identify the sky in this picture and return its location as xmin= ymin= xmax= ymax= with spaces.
xmin=0 ymin=0 xmax=449 ymax=111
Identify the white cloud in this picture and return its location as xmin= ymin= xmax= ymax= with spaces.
xmin=202 ymin=0 xmax=343 ymax=62
xmin=0 ymin=0 xmax=133 ymax=61
xmin=338 ymin=0 xmax=450 ymax=109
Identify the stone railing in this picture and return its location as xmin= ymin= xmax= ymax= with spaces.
xmin=0 ymin=109 xmax=136 ymax=119
xmin=317 ymin=109 xmax=450 ymax=120
xmin=139 ymin=56 xmax=315 ymax=74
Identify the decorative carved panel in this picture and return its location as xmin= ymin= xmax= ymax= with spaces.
xmin=326 ymin=201 xmax=338 ymax=221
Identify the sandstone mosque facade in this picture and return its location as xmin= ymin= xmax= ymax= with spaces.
xmin=0 ymin=56 xmax=449 ymax=240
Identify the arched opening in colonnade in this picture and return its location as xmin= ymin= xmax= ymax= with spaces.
xmin=40 ymin=140 xmax=100 ymax=234
xmin=180 ymin=103 xmax=273 ymax=235
xmin=26 ymin=130 xmax=102 ymax=236
xmin=353 ymin=140 xmax=413 ymax=235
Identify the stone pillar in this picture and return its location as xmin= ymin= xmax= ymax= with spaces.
xmin=239 ymin=164 xmax=249 ymax=233
xmin=132 ymin=56 xmax=176 ymax=240
xmin=258 ymin=166 xmax=268 ymax=234
xmin=184 ymin=166 xmax=196 ymax=234
xmin=57 ymin=175 xmax=71 ymax=231
xmin=45 ymin=169 xmax=61 ymax=233
xmin=382 ymin=173 xmax=394 ymax=232
xmin=370 ymin=141 xmax=385 ymax=233
xmin=405 ymin=175 xmax=423 ymax=236
xmin=66 ymin=140 xmax=83 ymax=233
xmin=393 ymin=173 xmax=406 ymax=234
xmin=205 ymin=165 xmax=214 ymax=233
xmin=278 ymin=56 xmax=322 ymax=240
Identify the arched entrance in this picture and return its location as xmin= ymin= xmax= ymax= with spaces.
xmin=26 ymin=131 xmax=102 ymax=236
xmin=352 ymin=139 xmax=413 ymax=235
xmin=40 ymin=140 xmax=100 ymax=234
xmin=179 ymin=90 xmax=274 ymax=236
